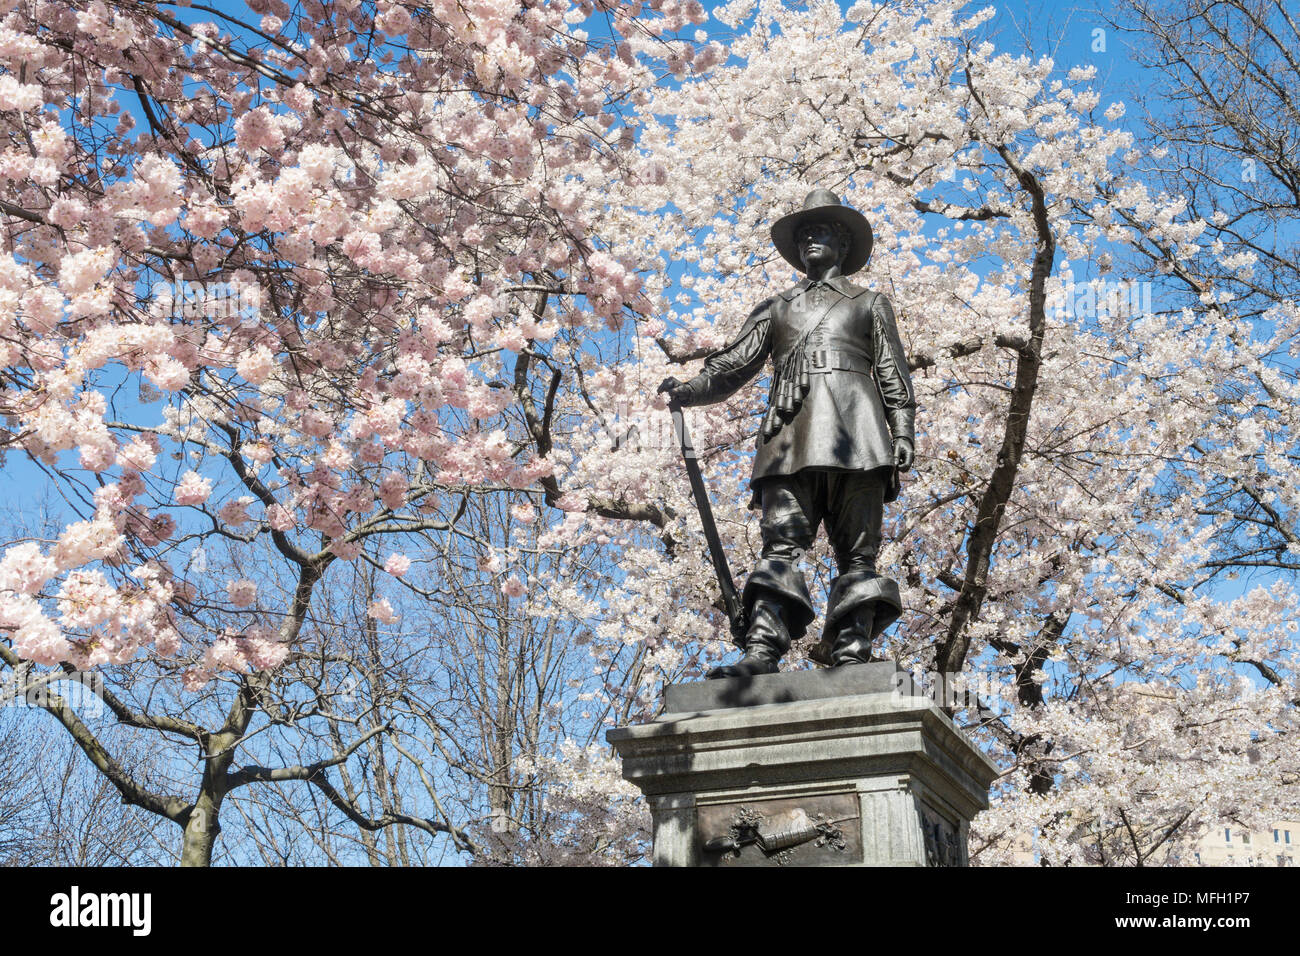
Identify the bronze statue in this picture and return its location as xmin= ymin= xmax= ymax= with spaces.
xmin=660 ymin=189 xmax=916 ymax=679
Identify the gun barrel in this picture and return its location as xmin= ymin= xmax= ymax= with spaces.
xmin=670 ymin=404 xmax=745 ymax=638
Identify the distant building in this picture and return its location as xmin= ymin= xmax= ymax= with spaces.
xmin=1196 ymin=821 xmax=1298 ymax=866
xmin=997 ymin=819 xmax=1299 ymax=866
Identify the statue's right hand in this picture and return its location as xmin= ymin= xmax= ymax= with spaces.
xmin=657 ymin=376 xmax=690 ymax=405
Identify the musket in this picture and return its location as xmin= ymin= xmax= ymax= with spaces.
xmin=703 ymin=814 xmax=856 ymax=855
xmin=669 ymin=402 xmax=747 ymax=641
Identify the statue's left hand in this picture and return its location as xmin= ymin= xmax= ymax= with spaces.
xmin=893 ymin=437 xmax=914 ymax=472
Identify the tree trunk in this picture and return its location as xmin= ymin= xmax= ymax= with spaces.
xmin=179 ymin=796 xmax=221 ymax=867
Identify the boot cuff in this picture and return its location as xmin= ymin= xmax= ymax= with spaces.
xmin=825 ymin=571 xmax=902 ymax=638
xmin=741 ymin=558 xmax=815 ymax=636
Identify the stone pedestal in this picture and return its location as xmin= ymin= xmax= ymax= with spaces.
xmin=605 ymin=663 xmax=998 ymax=867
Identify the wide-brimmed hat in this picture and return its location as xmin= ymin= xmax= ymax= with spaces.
xmin=770 ymin=188 xmax=873 ymax=275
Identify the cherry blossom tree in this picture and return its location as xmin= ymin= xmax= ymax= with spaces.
xmin=1106 ymin=0 xmax=1300 ymax=592
xmin=512 ymin=0 xmax=1298 ymax=865
xmin=0 ymin=0 xmax=708 ymax=865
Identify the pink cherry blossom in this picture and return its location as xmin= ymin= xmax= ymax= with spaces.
xmin=367 ymin=598 xmax=397 ymax=623
xmin=218 ymin=498 xmax=254 ymax=526
xmin=266 ymin=504 xmax=295 ymax=531
xmin=378 ymin=472 xmax=408 ymax=511
xmin=225 ymin=579 xmax=257 ymax=608
xmin=53 ymin=512 xmax=122 ymax=571
xmin=236 ymin=345 xmax=276 ymax=384
xmin=0 ymin=542 xmax=58 ymax=596
xmin=180 ymin=669 xmax=213 ymax=692
xmin=175 ymin=471 xmax=213 ymax=506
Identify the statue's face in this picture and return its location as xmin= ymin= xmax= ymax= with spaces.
xmin=796 ymin=221 xmax=844 ymax=271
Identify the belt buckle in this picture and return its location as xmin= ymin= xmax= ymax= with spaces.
xmin=811 ymin=349 xmax=827 ymax=369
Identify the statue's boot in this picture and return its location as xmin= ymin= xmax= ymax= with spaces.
xmin=707 ymin=598 xmax=791 ymax=679
xmin=820 ymin=571 xmax=902 ymax=667
xmin=830 ymin=603 xmax=877 ymax=666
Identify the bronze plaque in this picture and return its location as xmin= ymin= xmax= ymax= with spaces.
xmin=698 ymin=793 xmax=861 ymax=867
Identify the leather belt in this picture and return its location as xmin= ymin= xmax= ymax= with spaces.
xmin=804 ymin=349 xmax=872 ymax=375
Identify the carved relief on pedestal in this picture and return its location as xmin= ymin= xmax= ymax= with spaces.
xmin=698 ymin=793 xmax=861 ymax=867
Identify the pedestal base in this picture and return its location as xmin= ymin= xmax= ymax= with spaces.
xmin=606 ymin=663 xmax=998 ymax=867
